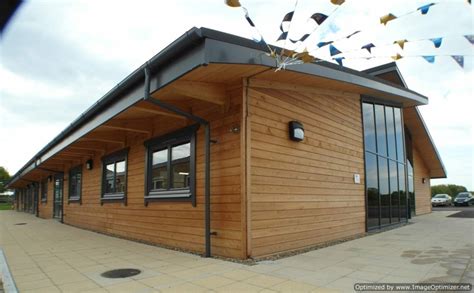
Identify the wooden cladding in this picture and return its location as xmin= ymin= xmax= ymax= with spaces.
xmin=247 ymin=85 xmax=366 ymax=258
xmin=413 ymin=146 xmax=431 ymax=215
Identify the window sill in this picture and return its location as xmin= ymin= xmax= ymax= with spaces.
xmin=101 ymin=194 xmax=125 ymax=202
xmin=68 ymin=197 xmax=81 ymax=204
xmin=145 ymin=189 xmax=193 ymax=205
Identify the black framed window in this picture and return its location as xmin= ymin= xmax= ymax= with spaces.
xmin=144 ymin=125 xmax=198 ymax=206
xmin=69 ymin=165 xmax=82 ymax=202
xmin=362 ymin=100 xmax=407 ymax=230
xmin=101 ymin=149 xmax=128 ymax=202
xmin=41 ymin=179 xmax=48 ymax=202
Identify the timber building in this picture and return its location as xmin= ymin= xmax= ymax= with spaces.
xmin=8 ymin=28 xmax=446 ymax=259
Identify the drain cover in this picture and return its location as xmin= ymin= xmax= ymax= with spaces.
xmin=14 ymin=223 xmax=27 ymax=225
xmin=101 ymin=268 xmax=141 ymax=279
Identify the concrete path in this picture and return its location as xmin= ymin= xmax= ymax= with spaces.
xmin=0 ymin=210 xmax=472 ymax=293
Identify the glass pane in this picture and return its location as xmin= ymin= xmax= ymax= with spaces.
xmin=171 ymin=143 xmax=190 ymax=189
xmin=394 ymin=108 xmax=405 ymax=162
xmin=172 ymin=143 xmax=190 ymax=161
xmin=153 ymin=149 xmax=168 ymax=166
xmin=363 ymin=103 xmax=376 ymax=152
xmin=75 ymin=172 xmax=82 ymax=197
xmin=389 ymin=160 xmax=399 ymax=223
xmin=375 ymin=105 xmax=387 ymax=156
xmin=152 ymin=166 xmax=168 ymax=190
xmin=70 ymin=173 xmax=77 ymax=198
xmin=366 ymin=152 xmax=379 ymax=229
xmin=172 ymin=161 xmax=190 ymax=189
xmin=115 ymin=161 xmax=126 ymax=193
xmin=386 ymin=107 xmax=397 ymax=160
xmin=105 ymin=163 xmax=115 ymax=193
xmin=407 ymin=160 xmax=415 ymax=216
xmin=399 ymin=163 xmax=407 ymax=220
xmin=378 ymin=157 xmax=390 ymax=226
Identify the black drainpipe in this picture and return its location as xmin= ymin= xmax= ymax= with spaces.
xmin=143 ymin=67 xmax=212 ymax=257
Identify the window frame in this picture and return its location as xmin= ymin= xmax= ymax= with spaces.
xmin=101 ymin=148 xmax=129 ymax=204
xmin=68 ymin=165 xmax=83 ymax=204
xmin=41 ymin=179 xmax=48 ymax=203
xmin=144 ymin=124 xmax=198 ymax=206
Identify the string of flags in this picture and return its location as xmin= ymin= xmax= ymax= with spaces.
xmin=332 ymin=54 xmax=471 ymax=68
xmin=225 ymin=0 xmax=473 ymax=70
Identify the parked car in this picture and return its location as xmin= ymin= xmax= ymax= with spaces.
xmin=453 ymin=192 xmax=474 ymax=206
xmin=431 ymin=194 xmax=452 ymax=207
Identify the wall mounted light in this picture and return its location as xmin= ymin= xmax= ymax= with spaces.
xmin=48 ymin=175 xmax=52 ymax=182
xmin=289 ymin=121 xmax=304 ymax=142
xmin=229 ymin=125 xmax=240 ymax=134
xmin=422 ymin=178 xmax=426 ymax=184
xmin=86 ymin=159 xmax=93 ymax=170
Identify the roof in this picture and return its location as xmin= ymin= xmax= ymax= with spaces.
xmin=364 ymin=62 xmax=447 ymax=178
xmin=7 ymin=27 xmax=437 ymax=187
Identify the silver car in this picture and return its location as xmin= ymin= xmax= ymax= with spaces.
xmin=431 ymin=194 xmax=452 ymax=207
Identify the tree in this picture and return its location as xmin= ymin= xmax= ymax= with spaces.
xmin=0 ymin=166 xmax=11 ymax=193
xmin=431 ymin=184 xmax=467 ymax=198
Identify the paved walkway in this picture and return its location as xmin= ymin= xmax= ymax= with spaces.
xmin=0 ymin=210 xmax=473 ymax=293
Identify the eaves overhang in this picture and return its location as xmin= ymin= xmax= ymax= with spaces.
xmin=7 ymin=27 xmax=430 ymax=187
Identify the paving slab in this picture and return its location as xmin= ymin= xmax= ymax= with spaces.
xmin=1 ymin=210 xmax=473 ymax=292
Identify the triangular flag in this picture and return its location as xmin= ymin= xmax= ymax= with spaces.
xmin=464 ymin=35 xmax=474 ymax=45
xmin=361 ymin=43 xmax=375 ymax=53
xmin=394 ymin=39 xmax=408 ymax=49
xmin=277 ymin=32 xmax=288 ymax=41
xmin=430 ymin=38 xmax=443 ymax=48
xmin=329 ymin=44 xmax=342 ymax=56
xmin=245 ymin=12 xmax=256 ymax=27
xmin=225 ymin=0 xmax=241 ymax=7
xmin=290 ymin=34 xmax=310 ymax=44
xmin=331 ymin=0 xmax=345 ymax=5
xmin=317 ymin=41 xmax=333 ymax=48
xmin=422 ymin=56 xmax=435 ymax=63
xmin=468 ymin=0 xmax=471 ymax=4
xmin=310 ymin=13 xmax=328 ymax=25
xmin=380 ymin=13 xmax=397 ymax=25
xmin=296 ymin=49 xmax=315 ymax=63
xmin=451 ymin=55 xmax=464 ymax=68
xmin=334 ymin=57 xmax=345 ymax=66
xmin=346 ymin=30 xmax=361 ymax=39
xmin=391 ymin=53 xmax=403 ymax=61
xmin=417 ymin=3 xmax=435 ymax=15
xmin=279 ymin=11 xmax=294 ymax=32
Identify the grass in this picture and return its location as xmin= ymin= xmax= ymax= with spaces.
xmin=0 ymin=202 xmax=13 ymax=210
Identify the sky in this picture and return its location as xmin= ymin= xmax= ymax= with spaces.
xmin=0 ymin=0 xmax=473 ymax=189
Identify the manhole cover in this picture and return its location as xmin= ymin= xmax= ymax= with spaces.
xmin=100 ymin=268 xmax=141 ymax=279
xmin=14 ymin=223 xmax=27 ymax=225
xmin=447 ymin=211 xmax=474 ymax=218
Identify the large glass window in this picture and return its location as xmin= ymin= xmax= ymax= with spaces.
xmin=363 ymin=101 xmax=407 ymax=230
xmin=102 ymin=149 xmax=128 ymax=201
xmin=69 ymin=165 xmax=82 ymax=202
xmin=145 ymin=125 xmax=197 ymax=205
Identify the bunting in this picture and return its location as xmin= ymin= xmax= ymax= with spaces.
xmin=334 ymin=57 xmax=345 ymax=66
xmin=331 ymin=0 xmax=345 ymax=5
xmin=464 ymin=35 xmax=474 ymax=45
xmin=391 ymin=53 xmax=403 ymax=61
xmin=422 ymin=56 xmax=435 ymax=63
xmin=310 ymin=13 xmax=328 ymax=25
xmin=451 ymin=55 xmax=464 ymax=68
xmin=380 ymin=13 xmax=397 ymax=25
xmin=279 ymin=11 xmax=294 ymax=33
xmin=430 ymin=37 xmax=443 ymax=48
xmin=361 ymin=43 xmax=376 ymax=53
xmin=418 ymin=3 xmax=435 ymax=15
xmin=329 ymin=44 xmax=342 ymax=56
xmin=317 ymin=41 xmax=333 ymax=48
xmin=394 ymin=39 xmax=408 ymax=49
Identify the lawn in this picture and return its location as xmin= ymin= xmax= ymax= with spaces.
xmin=0 ymin=202 xmax=13 ymax=210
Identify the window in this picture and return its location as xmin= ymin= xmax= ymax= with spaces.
xmin=362 ymin=101 xmax=407 ymax=230
xmin=69 ymin=165 xmax=82 ymax=202
xmin=144 ymin=125 xmax=198 ymax=205
xmin=41 ymin=179 xmax=48 ymax=202
xmin=101 ymin=149 xmax=128 ymax=202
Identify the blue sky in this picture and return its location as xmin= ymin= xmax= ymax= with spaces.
xmin=0 ymin=0 xmax=473 ymax=189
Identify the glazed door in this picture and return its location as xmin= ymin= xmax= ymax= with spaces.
xmin=53 ymin=175 xmax=63 ymax=219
